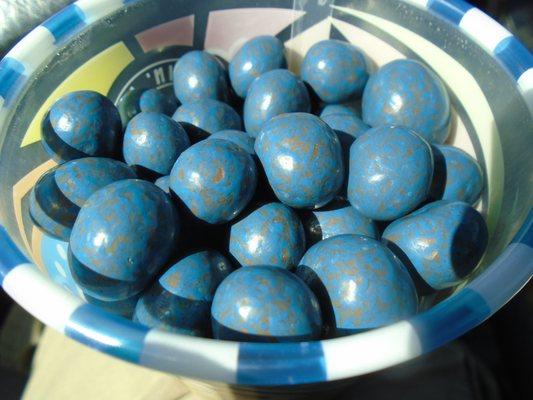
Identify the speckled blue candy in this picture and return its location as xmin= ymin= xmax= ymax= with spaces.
xmin=382 ymin=200 xmax=488 ymax=290
xmin=134 ymin=250 xmax=233 ymax=336
xmin=211 ymin=266 xmax=322 ymax=342
xmin=30 ymin=158 xmax=136 ymax=241
xmin=173 ymin=50 xmax=229 ymax=104
xmin=208 ymin=130 xmax=255 ymax=156
xmin=304 ymin=202 xmax=378 ymax=246
xmin=44 ymin=91 xmax=122 ymax=163
xmin=321 ymin=113 xmax=369 ymax=177
xmin=362 ymin=59 xmax=450 ymax=144
xmin=296 ymin=234 xmax=417 ymax=336
xmin=321 ymin=113 xmax=369 ymax=141
xmin=84 ymin=292 xmax=140 ymax=319
xmin=172 ymin=99 xmax=241 ymax=141
xmin=229 ymin=35 xmax=287 ymax=98
xmin=230 ymin=202 xmax=305 ymax=269
xmin=302 ymin=40 xmax=368 ymax=104
xmin=154 ymin=175 xmax=170 ymax=194
xmin=255 ymin=113 xmax=343 ymax=209
xmin=431 ymin=145 xmax=484 ymax=205
xmin=244 ymin=69 xmax=311 ymax=136
xmin=123 ymin=112 xmax=190 ymax=175
xmin=319 ymin=103 xmax=360 ymax=118
xmin=69 ymin=179 xmax=178 ymax=300
xmin=170 ymin=139 xmax=257 ymax=224
xmin=348 ymin=126 xmax=433 ymax=221
xmin=139 ymin=88 xmax=176 ymax=116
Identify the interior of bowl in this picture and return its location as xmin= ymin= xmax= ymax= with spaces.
xmin=0 ymin=0 xmax=531 ymax=387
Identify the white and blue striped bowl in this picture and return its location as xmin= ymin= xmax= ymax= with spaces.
xmin=0 ymin=0 xmax=531 ymax=393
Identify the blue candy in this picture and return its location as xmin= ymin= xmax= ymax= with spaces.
xmin=431 ymin=145 xmax=484 ymax=205
xmin=244 ymin=69 xmax=310 ymax=136
xmin=321 ymin=113 xmax=369 ymax=182
xmin=230 ymin=202 xmax=305 ymax=269
xmin=320 ymin=103 xmax=360 ymax=118
xmin=382 ymin=200 xmax=488 ymax=290
xmin=170 ymin=139 xmax=257 ymax=224
xmin=347 ymin=126 xmax=433 ymax=221
xmin=321 ymin=113 xmax=369 ymax=141
xmin=30 ymin=157 xmax=136 ymax=241
xmin=84 ymin=292 xmax=140 ymax=319
xmin=134 ymin=250 xmax=233 ymax=336
xmin=44 ymin=91 xmax=122 ymax=163
xmin=297 ymin=234 xmax=417 ymax=336
xmin=208 ymin=130 xmax=255 ymax=156
xmin=255 ymin=113 xmax=343 ymax=209
xmin=302 ymin=201 xmax=378 ymax=246
xmin=211 ymin=266 xmax=322 ymax=342
xmin=154 ymin=175 xmax=170 ymax=194
xmin=123 ymin=112 xmax=190 ymax=175
xmin=172 ymin=99 xmax=241 ymax=142
xmin=229 ymin=35 xmax=287 ymax=98
xmin=69 ymin=179 xmax=178 ymax=300
xmin=302 ymin=40 xmax=368 ymax=103
xmin=173 ymin=50 xmax=229 ymax=104
xmin=139 ymin=88 xmax=176 ymax=115
xmin=362 ymin=59 xmax=450 ymax=144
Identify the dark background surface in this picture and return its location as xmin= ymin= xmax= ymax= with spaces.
xmin=0 ymin=0 xmax=532 ymax=399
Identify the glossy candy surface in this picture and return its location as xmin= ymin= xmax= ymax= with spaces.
xmin=302 ymin=40 xmax=368 ymax=103
xmin=212 ymin=266 xmax=322 ymax=342
xmin=173 ymin=50 xmax=229 ymax=104
xmin=229 ymin=35 xmax=287 ymax=98
xmin=348 ymin=126 xmax=433 ymax=221
xmin=230 ymin=202 xmax=305 ymax=269
xmin=382 ymin=200 xmax=488 ymax=290
xmin=173 ymin=99 xmax=241 ymax=142
xmin=244 ymin=69 xmax=310 ymax=136
xmin=431 ymin=145 xmax=484 ymax=204
xmin=123 ymin=112 xmax=190 ymax=175
xmin=170 ymin=139 xmax=257 ymax=224
xmin=134 ymin=250 xmax=233 ymax=336
xmin=321 ymin=113 xmax=369 ymax=177
xmin=155 ymin=175 xmax=170 ymax=194
xmin=69 ymin=179 xmax=178 ymax=300
xmin=255 ymin=113 xmax=343 ymax=208
xmin=362 ymin=59 xmax=450 ymax=144
xmin=44 ymin=91 xmax=122 ymax=163
xmin=320 ymin=103 xmax=359 ymax=118
xmin=208 ymin=130 xmax=255 ymax=156
xmin=302 ymin=201 xmax=378 ymax=246
xmin=297 ymin=234 xmax=417 ymax=335
xmin=139 ymin=88 xmax=176 ymax=115
xmin=30 ymin=158 xmax=136 ymax=241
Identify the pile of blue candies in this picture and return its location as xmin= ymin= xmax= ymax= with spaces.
xmin=31 ymin=36 xmax=487 ymax=342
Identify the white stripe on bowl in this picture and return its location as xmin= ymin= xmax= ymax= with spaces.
xmin=6 ymin=26 xmax=56 ymax=74
xmin=140 ymin=330 xmax=239 ymax=383
xmin=459 ymin=8 xmax=512 ymax=53
xmin=323 ymin=321 xmax=422 ymax=380
xmin=75 ymin=0 xmax=125 ymax=24
xmin=2 ymin=263 xmax=84 ymax=333
xmin=517 ymin=68 xmax=533 ymax=114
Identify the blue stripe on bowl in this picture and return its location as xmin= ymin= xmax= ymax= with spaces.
xmin=428 ymin=0 xmax=472 ymax=25
xmin=42 ymin=4 xmax=86 ymax=44
xmin=410 ymin=288 xmax=491 ymax=352
xmin=65 ymin=303 xmax=149 ymax=363
xmin=237 ymin=341 xmax=326 ymax=385
xmin=0 ymin=226 xmax=29 ymax=285
xmin=494 ymin=37 xmax=533 ymax=81
xmin=0 ymin=58 xmax=25 ymax=106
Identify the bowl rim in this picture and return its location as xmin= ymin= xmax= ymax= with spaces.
xmin=0 ymin=0 xmax=532 ymax=386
